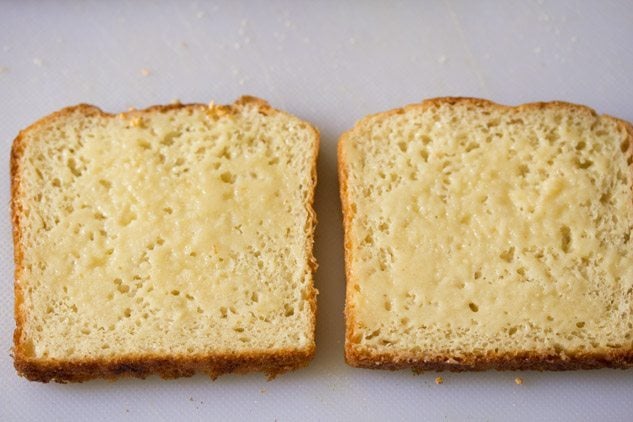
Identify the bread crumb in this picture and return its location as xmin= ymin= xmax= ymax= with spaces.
xmin=435 ymin=376 xmax=443 ymax=385
xmin=170 ymin=99 xmax=181 ymax=105
xmin=515 ymin=376 xmax=523 ymax=385
xmin=0 ymin=66 xmax=8 ymax=74
xmin=437 ymin=55 xmax=447 ymax=64
xmin=260 ymin=388 xmax=266 ymax=394
xmin=140 ymin=68 xmax=150 ymax=77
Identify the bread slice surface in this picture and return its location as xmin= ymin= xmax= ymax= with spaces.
xmin=12 ymin=96 xmax=319 ymax=382
xmin=339 ymin=97 xmax=633 ymax=370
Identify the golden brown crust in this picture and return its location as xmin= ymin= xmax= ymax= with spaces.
xmin=348 ymin=97 xmax=603 ymax=131
xmin=346 ymin=348 xmax=633 ymax=372
xmin=11 ymin=96 xmax=319 ymax=383
xmin=338 ymin=97 xmax=633 ymax=371
xmin=337 ymin=120 xmax=358 ymax=365
xmin=14 ymin=349 xmax=314 ymax=383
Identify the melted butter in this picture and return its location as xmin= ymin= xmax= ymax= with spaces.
xmin=343 ymin=108 xmax=633 ymax=345
xmin=20 ymin=106 xmax=314 ymax=356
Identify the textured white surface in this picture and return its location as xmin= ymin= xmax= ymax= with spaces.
xmin=1 ymin=1 xmax=632 ymax=421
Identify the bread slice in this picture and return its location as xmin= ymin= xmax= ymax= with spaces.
xmin=11 ymin=96 xmax=319 ymax=382
xmin=339 ymin=97 xmax=633 ymax=371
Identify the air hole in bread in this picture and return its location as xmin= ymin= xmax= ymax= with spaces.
xmin=136 ymin=139 xmax=151 ymax=150
xmin=499 ymin=247 xmax=515 ymax=263
xmin=560 ymin=226 xmax=572 ymax=253
xmin=161 ymin=131 xmax=180 ymax=146
xmin=576 ymin=159 xmax=593 ymax=169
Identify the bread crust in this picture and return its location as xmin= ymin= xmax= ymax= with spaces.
xmin=338 ymin=97 xmax=633 ymax=371
xmin=14 ymin=349 xmax=314 ymax=383
xmin=11 ymin=96 xmax=319 ymax=383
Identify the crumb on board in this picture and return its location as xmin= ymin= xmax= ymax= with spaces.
xmin=0 ymin=66 xmax=8 ymax=73
xmin=435 ymin=376 xmax=444 ymax=385
xmin=515 ymin=377 xmax=523 ymax=385
xmin=170 ymin=98 xmax=181 ymax=105
xmin=140 ymin=68 xmax=151 ymax=77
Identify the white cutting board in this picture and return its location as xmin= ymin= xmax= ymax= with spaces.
xmin=1 ymin=1 xmax=632 ymax=420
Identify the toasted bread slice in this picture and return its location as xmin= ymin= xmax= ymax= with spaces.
xmin=12 ymin=96 xmax=319 ymax=382
xmin=339 ymin=97 xmax=633 ymax=371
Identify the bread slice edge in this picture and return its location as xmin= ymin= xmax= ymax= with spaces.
xmin=338 ymin=97 xmax=633 ymax=371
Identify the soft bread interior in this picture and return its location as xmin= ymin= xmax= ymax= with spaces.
xmin=14 ymin=101 xmax=317 ymax=360
xmin=342 ymin=100 xmax=633 ymax=359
